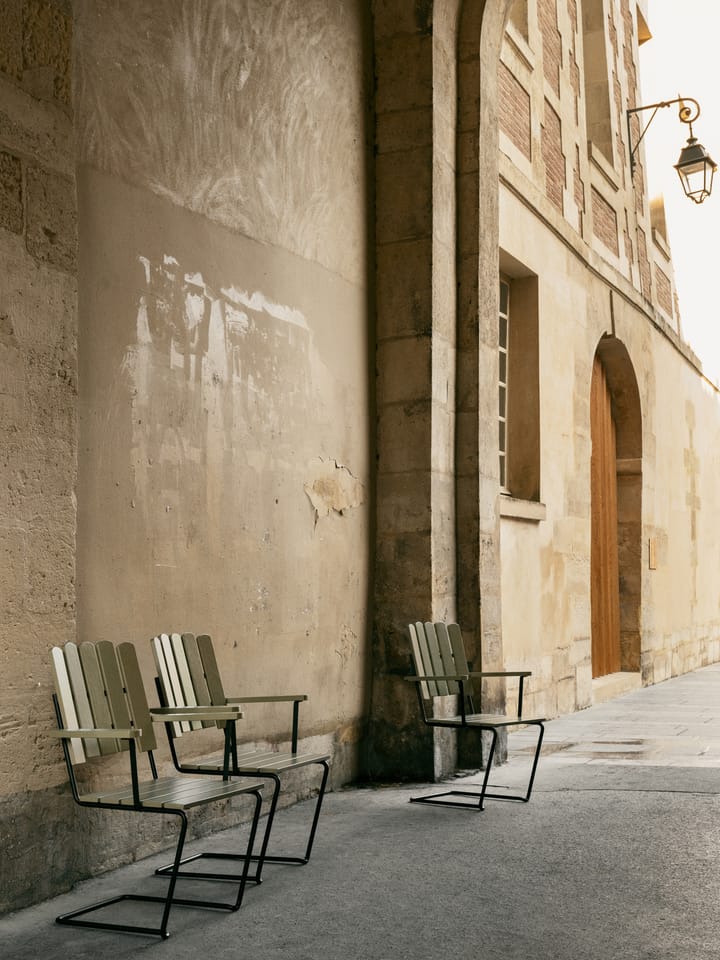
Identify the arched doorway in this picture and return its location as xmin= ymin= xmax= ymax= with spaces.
xmin=590 ymin=337 xmax=642 ymax=680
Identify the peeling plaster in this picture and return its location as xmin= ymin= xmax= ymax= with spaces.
xmin=304 ymin=457 xmax=365 ymax=523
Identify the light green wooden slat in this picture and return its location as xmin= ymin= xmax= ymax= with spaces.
xmin=423 ymin=622 xmax=449 ymax=695
xmin=447 ymin=622 xmax=473 ymax=710
xmin=435 ymin=622 xmax=460 ymax=695
xmin=192 ymin=747 xmax=329 ymax=774
xmin=408 ymin=623 xmax=430 ymax=700
xmin=86 ymin=776 xmax=263 ymax=810
xmin=48 ymin=727 xmax=140 ymax=739
xmin=160 ymin=634 xmax=191 ymax=733
xmin=414 ymin=621 xmax=439 ymax=697
xmin=151 ymin=636 xmax=183 ymax=737
xmin=170 ymin=633 xmax=202 ymax=730
xmin=79 ymin=642 xmax=119 ymax=755
xmin=226 ymin=694 xmax=307 ymax=703
xmin=51 ymin=647 xmax=85 ymax=764
xmin=63 ymin=642 xmax=100 ymax=758
xmin=96 ymin=641 xmax=132 ymax=748
xmin=117 ymin=642 xmax=156 ymax=753
xmin=181 ymin=633 xmax=214 ymax=728
xmin=196 ymin=634 xmax=228 ymax=728
xmin=447 ymin=623 xmax=470 ymax=673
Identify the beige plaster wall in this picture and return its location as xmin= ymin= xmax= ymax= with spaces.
xmin=1 ymin=0 xmax=371 ymax=914
xmin=74 ymin=0 xmax=371 ymax=771
xmin=642 ymin=341 xmax=720 ymax=682
xmin=499 ymin=181 xmax=720 ymax=719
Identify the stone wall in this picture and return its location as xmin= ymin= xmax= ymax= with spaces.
xmin=0 ymin=0 xmax=78 ymax=913
xmin=0 ymin=0 xmax=372 ymax=914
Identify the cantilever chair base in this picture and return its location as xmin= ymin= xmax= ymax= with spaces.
xmin=154 ymin=757 xmax=330 ymax=884
xmin=409 ymin=720 xmax=544 ymax=811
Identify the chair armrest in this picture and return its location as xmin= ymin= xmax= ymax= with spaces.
xmin=404 ymin=674 xmax=470 ymax=683
xmin=468 ymin=670 xmax=531 ymax=678
xmin=150 ymin=706 xmax=244 ymax=722
xmin=226 ymin=695 xmax=308 ymax=704
xmin=224 ymin=695 xmax=307 ymax=752
xmin=49 ymin=728 xmax=141 ymax=739
xmin=467 ymin=671 xmax=531 ymax=717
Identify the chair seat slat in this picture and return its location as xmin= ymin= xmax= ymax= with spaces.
xmin=81 ymin=775 xmax=263 ymax=809
xmin=189 ymin=749 xmax=331 ymax=774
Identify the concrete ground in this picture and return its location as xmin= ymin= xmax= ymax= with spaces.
xmin=3 ymin=664 xmax=720 ymax=959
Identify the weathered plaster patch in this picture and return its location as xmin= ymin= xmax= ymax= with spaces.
xmin=304 ymin=457 xmax=364 ymax=523
xmin=123 ymin=252 xmax=316 ymax=530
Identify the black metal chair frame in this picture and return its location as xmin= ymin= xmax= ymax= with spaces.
xmin=407 ymin=672 xmax=545 ymax=810
xmin=51 ymin=694 xmax=264 ymax=939
xmin=153 ymin=675 xmax=330 ymax=886
xmin=405 ymin=621 xmax=545 ymax=811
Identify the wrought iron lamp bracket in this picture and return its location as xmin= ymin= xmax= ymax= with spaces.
xmin=626 ymin=96 xmax=701 ymax=175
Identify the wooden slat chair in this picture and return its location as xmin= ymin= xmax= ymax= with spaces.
xmin=406 ymin=621 xmax=545 ymax=810
xmin=50 ymin=640 xmax=266 ymax=939
xmin=151 ymin=632 xmax=331 ymax=884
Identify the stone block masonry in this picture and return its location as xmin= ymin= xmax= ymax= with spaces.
xmin=0 ymin=0 xmax=78 ymax=912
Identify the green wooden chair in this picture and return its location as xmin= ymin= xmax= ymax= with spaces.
xmin=406 ymin=621 xmax=545 ymax=810
xmin=151 ymin=632 xmax=331 ymax=884
xmin=50 ymin=640 xmax=265 ymax=939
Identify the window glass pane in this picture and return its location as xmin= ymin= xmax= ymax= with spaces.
xmin=499 ymin=351 xmax=507 ymax=384
xmin=499 ymin=454 xmax=506 ymax=488
xmin=499 ymin=420 xmax=506 ymax=451
xmin=499 ymin=316 xmax=508 ymax=349
xmin=499 ymin=281 xmax=509 ymax=316
xmin=499 ymin=384 xmax=506 ymax=417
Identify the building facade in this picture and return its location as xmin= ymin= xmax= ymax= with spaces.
xmin=2 ymin=0 xmax=720 ymax=913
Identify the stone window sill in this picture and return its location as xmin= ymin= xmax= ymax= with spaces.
xmin=499 ymin=495 xmax=547 ymax=522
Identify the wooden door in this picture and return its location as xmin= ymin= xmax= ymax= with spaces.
xmin=590 ymin=356 xmax=621 ymax=677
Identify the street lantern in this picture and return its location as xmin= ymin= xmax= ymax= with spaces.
xmin=674 ymin=136 xmax=716 ymax=204
xmin=626 ymin=96 xmax=716 ymax=204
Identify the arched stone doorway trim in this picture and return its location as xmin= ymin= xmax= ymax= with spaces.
xmin=591 ymin=335 xmax=642 ymax=685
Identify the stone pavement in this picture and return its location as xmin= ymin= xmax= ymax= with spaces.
xmin=3 ymin=664 xmax=720 ymax=959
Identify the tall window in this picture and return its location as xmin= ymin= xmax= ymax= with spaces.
xmin=499 ymin=279 xmax=510 ymax=490
xmin=497 ymin=265 xmax=540 ymax=502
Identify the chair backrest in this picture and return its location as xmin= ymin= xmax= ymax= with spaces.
xmin=408 ymin=622 xmax=471 ymax=699
xmin=51 ymin=641 xmax=156 ymax=764
xmin=151 ymin=632 xmax=227 ymax=736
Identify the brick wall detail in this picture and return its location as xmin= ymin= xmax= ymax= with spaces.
xmin=655 ymin=265 xmax=673 ymax=316
xmin=566 ymin=0 xmax=580 ymax=123
xmin=542 ymin=99 xmax=565 ymax=212
xmin=621 ymin=0 xmax=637 ymax=110
xmin=573 ymin=143 xmax=584 ymax=212
xmin=499 ymin=61 xmax=532 ymax=160
xmin=591 ymin=186 xmax=618 ymax=255
xmin=539 ymin=0 xmax=561 ymax=97
xmin=623 ymin=208 xmax=633 ymax=267
xmin=637 ymin=225 xmax=652 ymax=299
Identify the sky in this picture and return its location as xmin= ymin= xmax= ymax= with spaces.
xmin=639 ymin=1 xmax=720 ymax=382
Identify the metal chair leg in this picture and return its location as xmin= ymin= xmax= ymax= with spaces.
xmin=154 ymin=760 xmax=329 ymax=884
xmin=58 ymin=790 xmax=263 ymax=939
xmin=409 ymin=722 xmax=545 ymax=810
